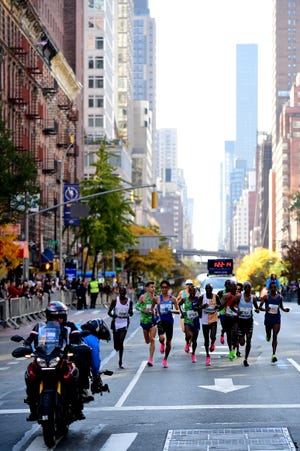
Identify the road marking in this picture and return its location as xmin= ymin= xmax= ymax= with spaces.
xmin=0 ymin=367 xmax=9 ymax=371
xmin=101 ymin=433 xmax=137 ymax=451
xmin=3 ymin=403 xmax=300 ymax=415
xmin=114 ymin=360 xmax=147 ymax=407
xmin=288 ymin=358 xmax=300 ymax=372
xmin=198 ymin=378 xmax=249 ymax=393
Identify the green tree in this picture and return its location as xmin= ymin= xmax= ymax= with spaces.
xmin=75 ymin=140 xmax=136 ymax=277
xmin=0 ymin=118 xmax=38 ymax=223
xmin=282 ymin=240 xmax=300 ymax=282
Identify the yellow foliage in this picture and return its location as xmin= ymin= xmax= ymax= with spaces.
xmin=0 ymin=228 xmax=20 ymax=273
xmin=235 ymin=247 xmax=282 ymax=291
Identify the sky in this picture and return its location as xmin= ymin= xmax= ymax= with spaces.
xmin=149 ymin=0 xmax=273 ymax=251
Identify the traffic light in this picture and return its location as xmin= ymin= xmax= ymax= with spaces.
xmin=40 ymin=262 xmax=53 ymax=272
xmin=151 ymin=191 xmax=158 ymax=209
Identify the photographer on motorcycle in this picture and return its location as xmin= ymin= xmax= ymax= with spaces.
xmin=23 ymin=301 xmax=89 ymax=421
xmin=80 ymin=318 xmax=111 ymax=395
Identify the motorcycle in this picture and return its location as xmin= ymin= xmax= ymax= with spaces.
xmin=11 ymin=321 xmax=113 ymax=448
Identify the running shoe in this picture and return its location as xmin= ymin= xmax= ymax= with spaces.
xmin=184 ymin=343 xmax=190 ymax=353
xmin=209 ymin=343 xmax=216 ymax=352
xmin=205 ymin=356 xmax=211 ymax=366
xmin=191 ymin=354 xmax=197 ymax=363
xmin=160 ymin=343 xmax=165 ymax=354
xmin=266 ymin=335 xmax=271 ymax=342
xmin=147 ymin=358 xmax=153 ymax=367
xmin=229 ymin=349 xmax=236 ymax=360
xmin=272 ymin=354 xmax=277 ymax=363
xmin=243 ymin=359 xmax=249 ymax=367
xmin=220 ymin=335 xmax=225 ymax=345
xmin=236 ymin=350 xmax=241 ymax=357
xmin=162 ymin=358 xmax=168 ymax=368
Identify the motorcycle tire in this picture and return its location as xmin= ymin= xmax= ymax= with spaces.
xmin=42 ymin=420 xmax=55 ymax=448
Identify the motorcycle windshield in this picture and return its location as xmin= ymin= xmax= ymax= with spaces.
xmin=37 ymin=321 xmax=61 ymax=355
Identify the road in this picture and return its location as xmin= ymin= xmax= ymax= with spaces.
xmin=0 ymin=302 xmax=300 ymax=450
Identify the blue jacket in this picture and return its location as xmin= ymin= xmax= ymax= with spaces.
xmin=83 ymin=334 xmax=101 ymax=376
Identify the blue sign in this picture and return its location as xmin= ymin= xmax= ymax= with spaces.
xmin=64 ymin=184 xmax=80 ymax=226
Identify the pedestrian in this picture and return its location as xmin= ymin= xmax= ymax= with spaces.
xmin=136 ymin=281 xmax=158 ymax=367
xmin=259 ymin=280 xmax=290 ymax=363
xmin=76 ymin=279 xmax=87 ymax=310
xmin=154 ymin=280 xmax=179 ymax=368
xmin=108 ymin=286 xmax=133 ymax=369
xmin=266 ymin=273 xmax=281 ymax=290
xmin=88 ymin=276 xmax=100 ymax=309
xmin=236 ymin=281 xmax=260 ymax=367
xmin=199 ymin=283 xmax=220 ymax=366
xmin=178 ymin=285 xmax=200 ymax=363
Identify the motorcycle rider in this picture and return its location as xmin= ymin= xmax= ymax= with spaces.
xmin=23 ymin=301 xmax=88 ymax=421
xmin=80 ymin=318 xmax=111 ymax=394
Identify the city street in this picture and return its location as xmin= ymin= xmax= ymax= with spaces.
xmin=0 ymin=303 xmax=300 ymax=450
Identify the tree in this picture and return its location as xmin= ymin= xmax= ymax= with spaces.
xmin=74 ymin=140 xmax=136 ymax=277
xmin=0 ymin=118 xmax=38 ymax=223
xmin=236 ymin=248 xmax=283 ymax=292
xmin=0 ymin=226 xmax=20 ymax=278
xmin=282 ymin=240 xmax=300 ymax=282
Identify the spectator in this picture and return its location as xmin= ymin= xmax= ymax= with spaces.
xmin=76 ymin=279 xmax=87 ymax=310
xmin=7 ymin=280 xmax=21 ymax=299
xmin=266 ymin=273 xmax=281 ymax=290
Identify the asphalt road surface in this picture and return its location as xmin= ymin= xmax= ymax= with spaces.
xmin=0 ymin=301 xmax=300 ymax=450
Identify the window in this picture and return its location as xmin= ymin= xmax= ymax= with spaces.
xmin=88 ymin=76 xmax=104 ymax=88
xmin=88 ymin=115 xmax=103 ymax=127
xmin=88 ymin=95 xmax=104 ymax=108
xmin=88 ymin=56 xmax=103 ymax=69
xmin=95 ymin=37 xmax=103 ymax=49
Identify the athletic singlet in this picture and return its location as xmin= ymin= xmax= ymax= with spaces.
xmin=201 ymin=293 xmax=218 ymax=325
xmin=184 ymin=297 xmax=200 ymax=329
xmin=265 ymin=293 xmax=281 ymax=318
xmin=114 ymin=296 xmax=130 ymax=330
xmin=158 ymin=295 xmax=174 ymax=324
xmin=238 ymin=293 xmax=254 ymax=319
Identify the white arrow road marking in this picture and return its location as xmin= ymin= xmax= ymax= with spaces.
xmin=198 ymin=378 xmax=250 ymax=393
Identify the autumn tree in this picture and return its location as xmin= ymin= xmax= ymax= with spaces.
xmin=0 ymin=227 xmax=20 ymax=278
xmin=0 ymin=118 xmax=38 ymax=223
xmin=281 ymin=240 xmax=300 ymax=282
xmin=236 ymin=247 xmax=284 ymax=292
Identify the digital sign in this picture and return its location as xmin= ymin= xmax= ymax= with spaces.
xmin=207 ymin=259 xmax=234 ymax=275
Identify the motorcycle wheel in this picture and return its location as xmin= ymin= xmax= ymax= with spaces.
xmin=42 ymin=420 xmax=56 ymax=448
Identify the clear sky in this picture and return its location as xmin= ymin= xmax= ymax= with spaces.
xmin=149 ymin=0 xmax=273 ymax=251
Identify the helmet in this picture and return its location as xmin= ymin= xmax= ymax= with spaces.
xmin=81 ymin=318 xmax=111 ymax=341
xmin=46 ymin=301 xmax=68 ymax=321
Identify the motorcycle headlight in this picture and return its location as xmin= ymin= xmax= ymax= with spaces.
xmin=36 ymin=357 xmax=47 ymax=368
xmin=48 ymin=357 xmax=60 ymax=368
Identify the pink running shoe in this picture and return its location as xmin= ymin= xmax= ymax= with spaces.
xmin=210 ymin=343 xmax=216 ymax=352
xmin=206 ymin=356 xmax=211 ymax=366
xmin=162 ymin=359 xmax=168 ymax=368
xmin=184 ymin=343 xmax=190 ymax=353
xmin=147 ymin=358 xmax=153 ymax=367
xmin=191 ymin=354 xmax=197 ymax=363
xmin=220 ymin=335 xmax=225 ymax=345
xmin=160 ymin=343 xmax=165 ymax=354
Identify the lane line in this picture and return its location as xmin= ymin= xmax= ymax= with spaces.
xmin=114 ymin=360 xmax=147 ymax=407
xmin=3 ymin=403 xmax=300 ymax=415
xmin=101 ymin=433 xmax=137 ymax=451
xmin=288 ymin=358 xmax=300 ymax=372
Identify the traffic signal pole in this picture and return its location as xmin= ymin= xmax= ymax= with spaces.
xmin=24 ymin=183 xmax=157 ymax=279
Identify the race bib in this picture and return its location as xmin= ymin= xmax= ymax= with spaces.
xmin=116 ymin=308 xmax=128 ymax=318
xmin=268 ymin=304 xmax=278 ymax=314
xmin=204 ymin=306 xmax=216 ymax=314
xmin=239 ymin=307 xmax=252 ymax=318
xmin=187 ymin=310 xmax=198 ymax=320
xmin=160 ymin=303 xmax=172 ymax=314
xmin=225 ymin=306 xmax=237 ymax=316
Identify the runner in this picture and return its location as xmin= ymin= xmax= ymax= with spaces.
xmin=107 ymin=286 xmax=133 ymax=369
xmin=136 ymin=281 xmax=158 ymax=366
xmin=217 ymin=279 xmax=231 ymax=345
xmin=153 ymin=280 xmax=179 ymax=368
xmin=259 ymin=280 xmax=290 ymax=363
xmin=178 ymin=285 xmax=200 ymax=363
xmin=218 ymin=281 xmax=241 ymax=361
xmin=199 ymin=283 xmax=220 ymax=366
xmin=176 ymin=279 xmax=194 ymax=348
xmin=236 ymin=281 xmax=260 ymax=367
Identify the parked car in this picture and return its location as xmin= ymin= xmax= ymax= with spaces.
xmin=199 ymin=275 xmax=237 ymax=295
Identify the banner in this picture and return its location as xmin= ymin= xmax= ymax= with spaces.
xmin=64 ymin=184 xmax=80 ymax=226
